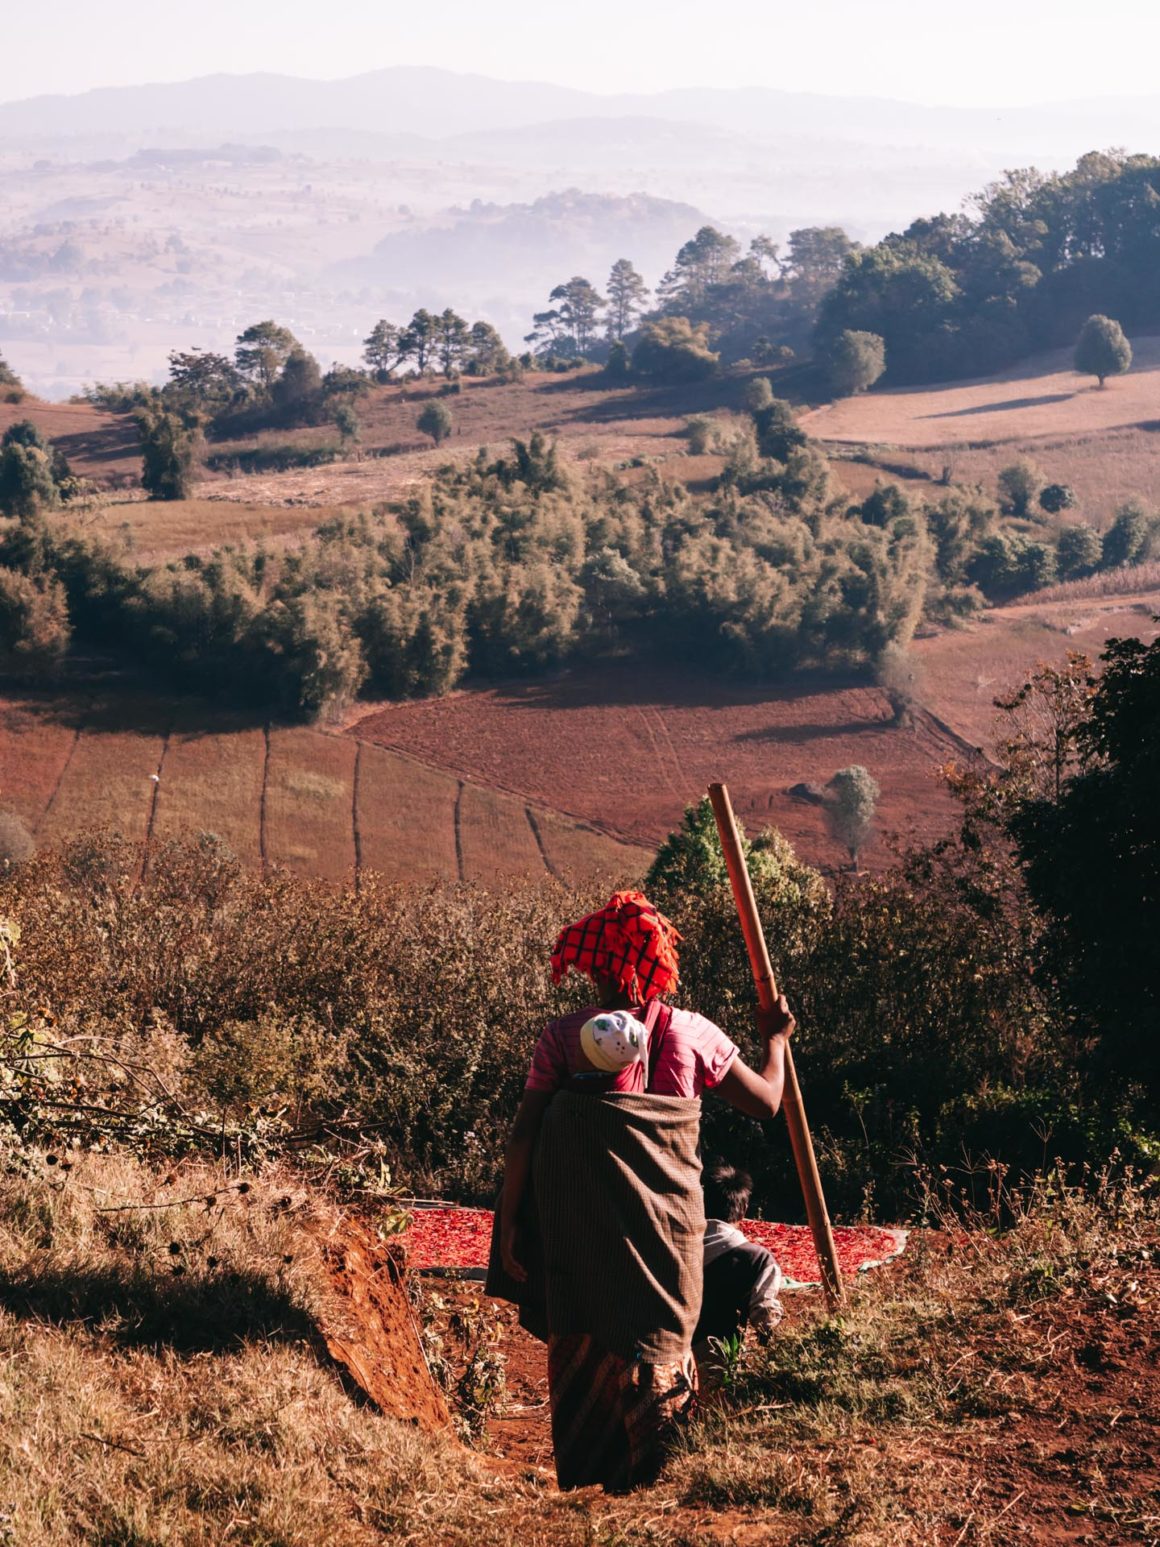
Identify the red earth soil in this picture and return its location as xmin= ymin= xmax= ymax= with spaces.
xmin=402 ymin=1205 xmax=907 ymax=1287
xmin=348 ymin=662 xmax=969 ymax=872
xmin=309 ymin=1214 xmax=452 ymax=1432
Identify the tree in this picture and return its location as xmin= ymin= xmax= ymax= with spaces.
xmin=1074 ymin=313 xmax=1132 ymax=387
xmin=166 ymin=349 xmax=240 ymax=409
xmin=334 ymin=404 xmax=360 ymax=448
xmin=137 ymin=409 xmax=202 ymax=500
xmin=746 ymin=389 xmax=806 ymax=462
xmin=1057 ymin=522 xmax=1103 ymax=579
xmin=876 ymin=643 xmax=924 ymax=725
xmin=234 ymin=321 xmax=299 ymax=391
xmin=433 ymin=308 xmax=470 ymax=377
xmin=658 ymin=226 xmax=741 ymax=310
xmin=464 ymin=321 xmax=510 ymax=375
xmin=0 ymin=567 xmax=70 ymax=678
xmin=1039 ymin=483 xmax=1076 ymax=515
xmin=0 ymin=352 xmax=23 ymax=397
xmin=824 ymin=765 xmax=880 ymax=869
xmin=363 ymin=319 xmax=402 ymax=378
xmin=0 ymin=439 xmax=59 ymax=517
xmin=417 ymin=400 xmax=453 ymax=446
xmin=529 ymin=277 xmax=605 ymax=357
xmin=997 ymin=459 xmax=1044 ymax=517
xmin=273 ymin=348 xmax=323 ymax=411
xmin=605 ymin=259 xmax=650 ymax=343
xmin=787 ymin=226 xmax=857 ymax=306
xmin=631 ymin=318 xmax=719 ymax=382
xmin=646 ymin=796 xmax=828 ymax=914
xmin=1101 ymin=501 xmax=1150 ymax=568
xmin=827 ymin=329 xmax=886 ymax=395
xmin=399 ymin=309 xmax=438 ymax=374
xmin=1008 ymin=635 xmax=1160 ymax=1099
xmin=605 ymin=341 xmax=629 ymax=380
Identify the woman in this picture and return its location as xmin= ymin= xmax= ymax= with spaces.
xmin=489 ymin=889 xmax=794 ymax=1492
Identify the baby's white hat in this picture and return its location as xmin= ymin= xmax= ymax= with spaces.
xmin=580 ymin=1010 xmax=649 ymax=1072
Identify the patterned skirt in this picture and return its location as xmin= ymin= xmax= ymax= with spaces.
xmin=547 ymin=1332 xmax=697 ymax=1492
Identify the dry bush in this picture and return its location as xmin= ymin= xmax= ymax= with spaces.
xmin=1013 ymin=557 xmax=1160 ymax=604
xmin=665 ymin=1161 xmax=1158 ymax=1545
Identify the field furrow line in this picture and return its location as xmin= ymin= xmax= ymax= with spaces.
xmin=524 ymin=806 xmax=560 ymax=880
xmin=35 ymin=728 xmax=80 ymax=834
xmin=139 ymin=733 xmax=171 ymax=882
xmin=635 ymin=707 xmax=683 ymax=799
xmin=259 ymin=725 xmax=271 ymax=871
xmin=351 ymin=740 xmax=364 ymax=892
xmin=648 ymin=705 xmax=687 ymax=794
xmin=453 ymin=781 xmax=465 ymax=882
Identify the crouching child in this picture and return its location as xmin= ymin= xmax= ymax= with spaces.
xmin=694 ymin=1159 xmax=783 ymax=1386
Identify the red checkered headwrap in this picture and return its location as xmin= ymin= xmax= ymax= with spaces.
xmin=551 ymin=890 xmax=681 ymax=1001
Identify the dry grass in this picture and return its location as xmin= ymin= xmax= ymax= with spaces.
xmin=913 ymin=592 xmax=1160 ymax=750
xmin=263 ymin=727 xmax=358 ymax=882
xmin=0 ymin=1152 xmax=508 ymax=1547
xmin=802 ymin=335 xmax=1160 ymax=452
xmin=151 ymin=728 xmax=266 ymax=866
xmin=458 ymin=782 xmax=544 ymax=882
xmin=1017 ymin=559 xmax=1160 ymax=605
xmin=68 ymin=497 xmax=357 ymax=560
xmin=8 ymin=1150 xmax=1151 ymax=1545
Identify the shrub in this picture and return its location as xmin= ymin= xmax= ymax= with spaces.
xmin=827 ymin=329 xmax=886 ymax=396
xmin=1038 ymin=482 xmax=1076 ymax=515
xmin=997 ymin=459 xmax=1043 ymax=518
xmin=417 ymin=401 xmax=453 ymax=446
xmin=632 ymin=317 xmax=719 ymax=382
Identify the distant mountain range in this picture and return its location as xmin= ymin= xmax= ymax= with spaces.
xmin=2 ymin=66 xmax=1157 ymax=163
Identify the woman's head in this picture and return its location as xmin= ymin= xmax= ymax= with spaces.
xmin=551 ymin=890 xmax=681 ymax=1003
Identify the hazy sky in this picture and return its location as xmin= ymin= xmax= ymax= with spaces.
xmin=2 ymin=0 xmax=1156 ymax=108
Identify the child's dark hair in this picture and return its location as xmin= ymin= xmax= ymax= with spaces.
xmin=702 ymin=1157 xmax=753 ymax=1223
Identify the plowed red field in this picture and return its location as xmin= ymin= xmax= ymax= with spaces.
xmin=348 ymin=664 xmax=967 ymax=870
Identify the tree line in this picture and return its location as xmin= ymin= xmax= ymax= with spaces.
xmin=2 ymin=386 xmax=1156 ymax=702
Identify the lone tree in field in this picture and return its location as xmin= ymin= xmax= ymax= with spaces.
xmin=824 ymin=765 xmax=880 ymax=870
xmin=417 ymin=400 xmax=453 ymax=447
xmin=1074 ymin=314 xmax=1132 ymax=387
xmin=827 ymin=329 xmax=886 ymax=396
xmin=137 ymin=409 xmax=202 ymax=500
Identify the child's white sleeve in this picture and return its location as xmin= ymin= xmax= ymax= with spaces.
xmin=747 ymin=1253 xmax=784 ymax=1327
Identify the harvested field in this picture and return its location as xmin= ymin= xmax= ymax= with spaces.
xmin=71 ymin=496 xmax=356 ymax=560
xmin=355 ymin=742 xmax=460 ymax=882
xmin=36 ymin=728 xmax=162 ymax=849
xmin=0 ymin=685 xmax=645 ymax=884
xmin=0 ymin=702 xmax=77 ymax=830
xmin=150 ymin=727 xmax=266 ymax=865
xmin=457 ymin=782 xmax=544 ymax=882
xmin=802 ymin=334 xmax=1160 ymax=450
xmin=348 ymin=665 xmax=969 ymax=871
xmin=914 ymin=589 xmax=1160 ymax=751
xmin=263 ymin=727 xmax=358 ymax=881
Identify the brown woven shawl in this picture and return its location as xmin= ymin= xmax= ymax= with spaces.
xmin=486 ymin=1091 xmax=704 ymax=1363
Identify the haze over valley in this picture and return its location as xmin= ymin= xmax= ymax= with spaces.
xmin=5 ymin=66 xmax=1160 ymax=396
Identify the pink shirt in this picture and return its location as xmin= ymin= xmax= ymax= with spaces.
xmin=525 ymin=1004 xmax=739 ymax=1099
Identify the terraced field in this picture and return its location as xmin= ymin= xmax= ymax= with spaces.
xmin=0 ymin=704 xmax=648 ymax=885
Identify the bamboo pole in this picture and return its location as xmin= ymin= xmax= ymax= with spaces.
xmin=707 ymin=782 xmax=846 ymax=1309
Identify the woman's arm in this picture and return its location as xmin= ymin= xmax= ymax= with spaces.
xmin=715 ymin=994 xmax=796 ymax=1120
xmin=498 ymin=1089 xmax=552 ymax=1282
